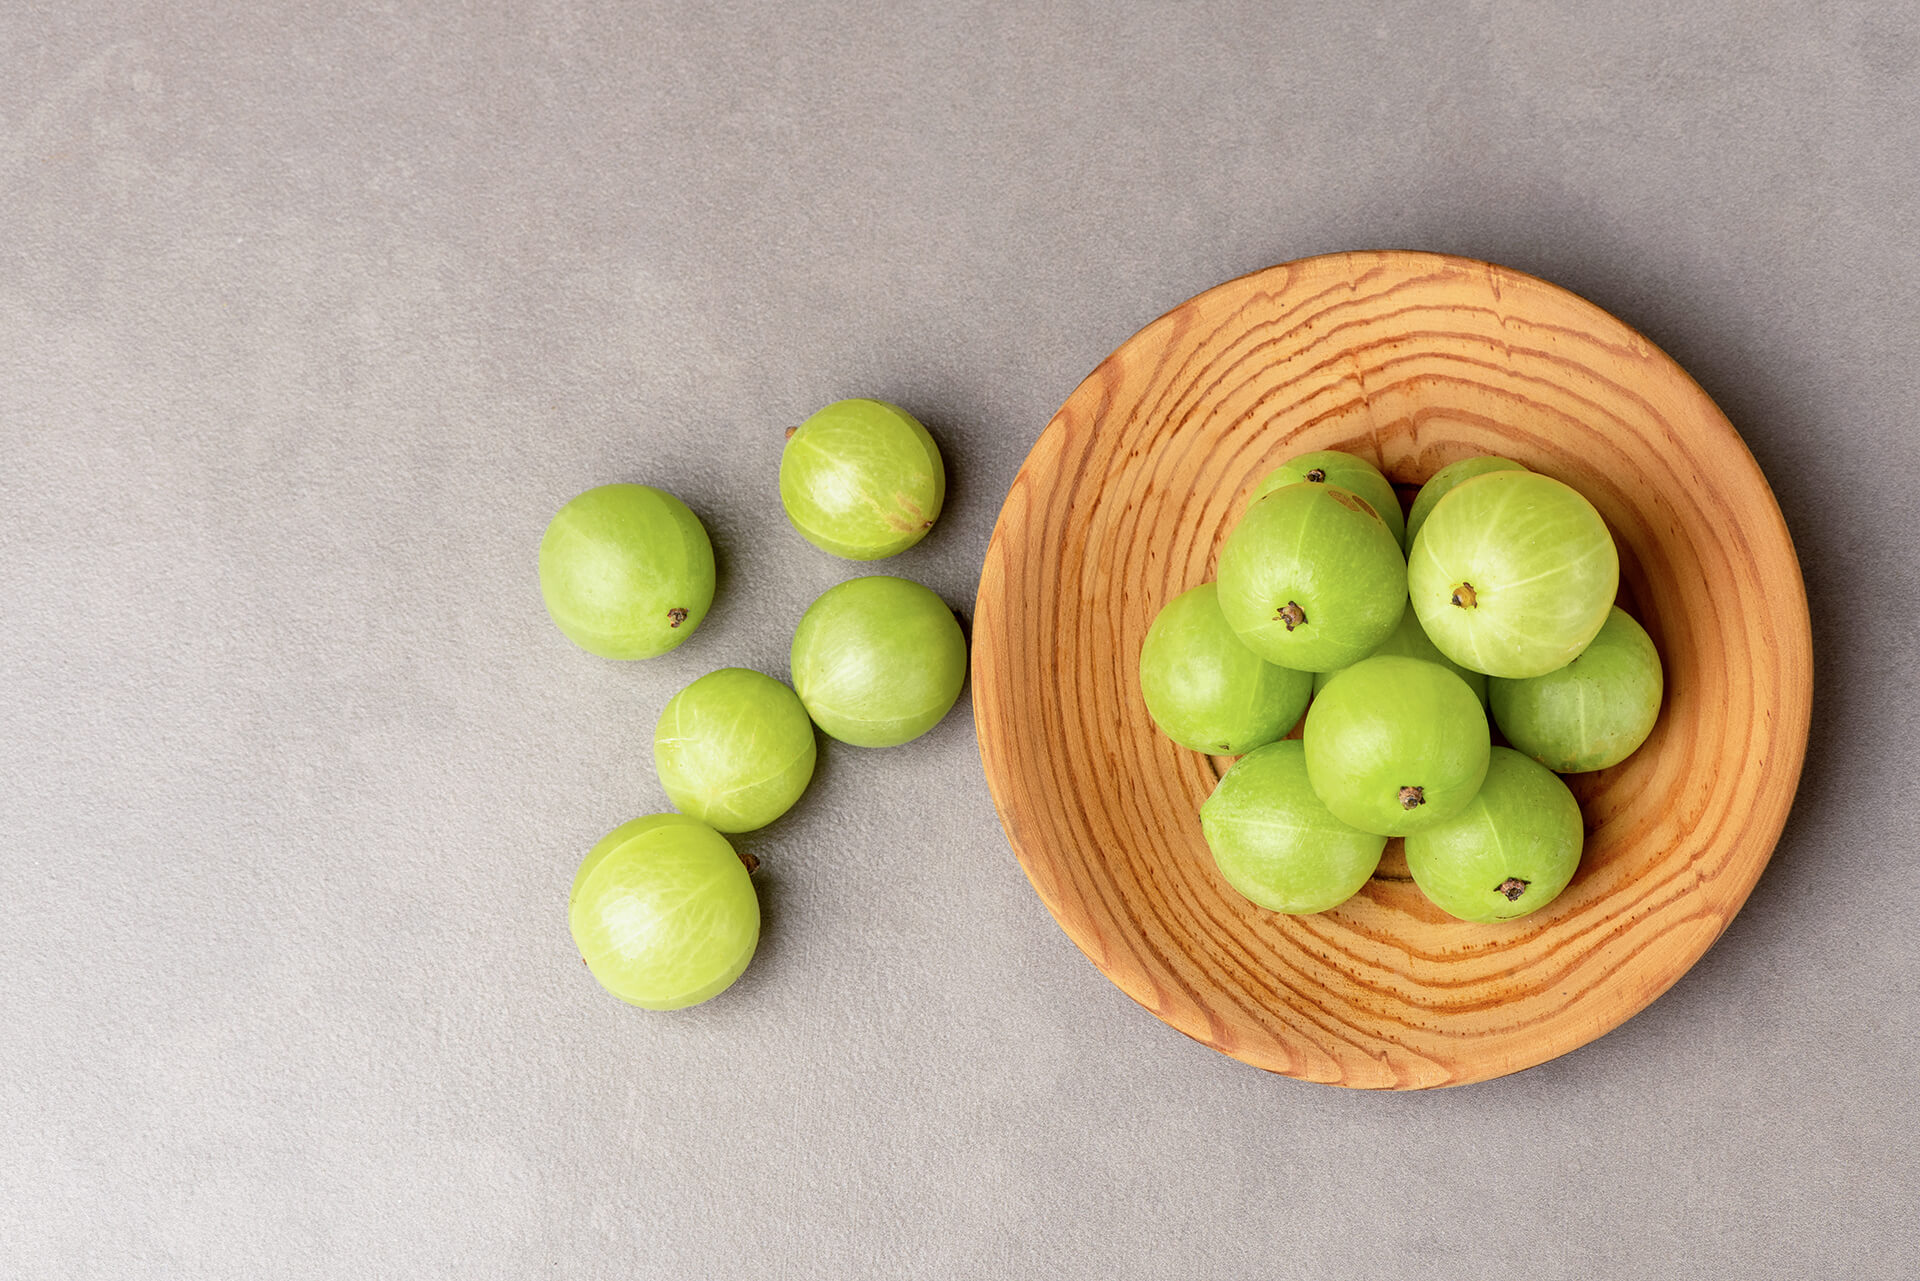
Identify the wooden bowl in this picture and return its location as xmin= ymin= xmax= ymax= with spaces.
xmin=972 ymin=251 xmax=1812 ymax=1089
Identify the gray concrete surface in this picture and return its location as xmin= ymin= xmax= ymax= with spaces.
xmin=5 ymin=2 xmax=1918 ymax=1276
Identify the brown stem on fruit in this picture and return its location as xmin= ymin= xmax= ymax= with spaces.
xmin=784 ymin=426 xmax=798 ymax=440
xmin=1497 ymin=876 xmax=1528 ymax=901
xmin=1277 ymin=601 xmax=1307 ymax=631
xmin=1398 ymin=785 xmax=1425 ymax=810
xmin=737 ymin=849 xmax=760 ymax=874
xmin=1305 ymin=468 xmax=1326 ymax=483
xmin=1451 ymin=582 xmax=1477 ymax=608
xmin=667 ymin=607 xmax=690 ymax=628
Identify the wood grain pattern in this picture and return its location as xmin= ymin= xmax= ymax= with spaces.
xmin=971 ymin=251 xmax=1813 ymax=1089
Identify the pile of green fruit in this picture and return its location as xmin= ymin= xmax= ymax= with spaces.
xmin=545 ymin=399 xmax=966 ymax=1009
xmin=1140 ymin=451 xmax=1664 ymax=922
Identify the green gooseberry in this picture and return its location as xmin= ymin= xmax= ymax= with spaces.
xmin=1405 ymin=455 xmax=1528 ymax=547
xmin=1490 ymin=606 xmax=1664 ymax=772
xmin=1311 ymin=606 xmax=1489 ymax=709
xmin=654 ymin=668 xmax=817 ymax=833
xmin=1303 ymin=655 xmax=1490 ymax=837
xmin=1404 ymin=747 xmax=1584 ymax=922
xmin=1139 ymin=583 xmax=1312 ymax=754
xmin=790 ymin=575 xmax=966 ymax=747
xmin=779 ymin=398 xmax=945 ymax=560
xmin=538 ymin=484 xmax=716 ymax=659
xmin=1215 ymin=482 xmax=1407 ymax=672
xmin=1408 ymin=470 xmax=1619 ymax=679
xmin=569 ymin=813 xmax=760 ymax=1010
xmin=1200 ymin=740 xmax=1386 ymax=914
xmin=1252 ymin=449 xmax=1406 ymax=548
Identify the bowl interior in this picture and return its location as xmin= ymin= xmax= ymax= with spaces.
xmin=971 ymin=251 xmax=1812 ymax=1089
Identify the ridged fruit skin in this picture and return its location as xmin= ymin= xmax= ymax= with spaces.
xmin=1216 ymin=482 xmax=1408 ymax=673
xmin=538 ymin=484 xmax=715 ymax=660
xmin=1405 ymin=748 xmax=1585 ymax=922
xmin=1139 ymin=582 xmax=1312 ymax=754
xmin=779 ymin=399 xmax=944 ymax=560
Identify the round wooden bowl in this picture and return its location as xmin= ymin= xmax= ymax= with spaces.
xmin=972 ymin=251 xmax=1812 ymax=1089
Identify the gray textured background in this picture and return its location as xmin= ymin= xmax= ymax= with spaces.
xmin=5 ymin=2 xmax=1918 ymax=1276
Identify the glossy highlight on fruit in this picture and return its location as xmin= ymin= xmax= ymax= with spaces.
xmin=1252 ymin=449 xmax=1406 ymax=548
xmin=1408 ymin=470 xmax=1619 ymax=679
xmin=1139 ymin=583 xmax=1312 ymax=754
xmin=1405 ymin=747 xmax=1584 ymax=922
xmin=779 ymin=398 xmax=945 ymax=559
xmin=654 ymin=668 xmax=817 ymax=832
xmin=1200 ymin=740 xmax=1386 ymax=914
xmin=1304 ymin=655 xmax=1490 ymax=836
xmin=790 ymin=575 xmax=966 ymax=747
xmin=1215 ymin=482 xmax=1407 ymax=672
xmin=1405 ymin=455 xmax=1528 ymax=547
xmin=1490 ymin=606 xmax=1664 ymax=772
xmin=569 ymin=814 xmax=759 ymax=1010
xmin=538 ymin=484 xmax=716 ymax=660
xmin=1311 ymin=607 xmax=1489 ymax=709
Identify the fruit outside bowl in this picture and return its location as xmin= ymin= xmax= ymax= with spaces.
xmin=970 ymin=250 xmax=1812 ymax=1089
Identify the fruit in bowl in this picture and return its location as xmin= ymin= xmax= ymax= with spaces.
xmin=1404 ymin=747 xmax=1585 ymax=922
xmin=1303 ymin=654 xmax=1491 ymax=838
xmin=1141 ymin=444 xmax=1654 ymax=920
xmin=1311 ymin=606 xmax=1489 ymax=709
xmin=1215 ymin=481 xmax=1407 ymax=672
xmin=1201 ymin=740 xmax=1386 ymax=914
xmin=1407 ymin=469 xmax=1619 ymax=679
xmin=1404 ymin=455 xmax=1527 ymax=547
xmin=1251 ymin=449 xmax=1407 ymax=548
xmin=1139 ymin=582 xmax=1312 ymax=754
xmin=1490 ymin=606 xmax=1664 ymax=773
